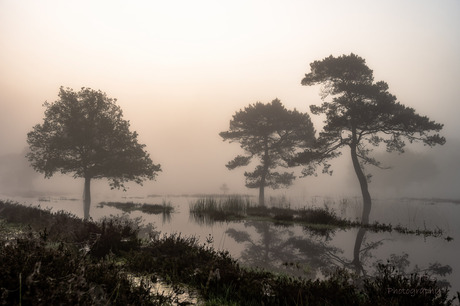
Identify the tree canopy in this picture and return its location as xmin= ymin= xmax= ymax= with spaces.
xmin=27 ymin=87 xmax=161 ymax=218
xmin=295 ymin=54 xmax=445 ymax=224
xmin=220 ymin=99 xmax=315 ymax=205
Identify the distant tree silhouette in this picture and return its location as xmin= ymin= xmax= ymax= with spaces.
xmin=220 ymin=183 xmax=229 ymax=194
xmin=220 ymin=99 xmax=315 ymax=206
xmin=27 ymin=87 xmax=161 ymax=219
xmin=294 ymin=54 xmax=445 ymax=224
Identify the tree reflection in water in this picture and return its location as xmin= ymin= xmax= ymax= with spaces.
xmin=226 ymin=221 xmax=343 ymax=279
xmin=351 ymin=227 xmax=452 ymax=289
xmin=226 ymin=221 xmax=453 ymax=289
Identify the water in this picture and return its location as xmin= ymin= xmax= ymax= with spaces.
xmin=2 ymin=193 xmax=459 ymax=293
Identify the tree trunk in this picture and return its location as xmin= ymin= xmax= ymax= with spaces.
xmin=262 ymin=223 xmax=270 ymax=262
xmin=350 ymin=129 xmax=372 ymax=225
xmin=258 ymin=136 xmax=270 ymax=207
xmin=352 ymin=227 xmax=367 ymax=275
xmin=259 ymin=185 xmax=265 ymax=206
xmin=83 ymin=176 xmax=91 ymax=220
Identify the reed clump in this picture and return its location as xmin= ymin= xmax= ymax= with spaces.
xmin=189 ymin=196 xmax=251 ymax=221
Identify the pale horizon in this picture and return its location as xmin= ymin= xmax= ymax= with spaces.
xmin=1 ymin=0 xmax=459 ymax=198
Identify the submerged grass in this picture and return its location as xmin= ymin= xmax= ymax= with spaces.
xmin=0 ymin=200 xmax=458 ymax=305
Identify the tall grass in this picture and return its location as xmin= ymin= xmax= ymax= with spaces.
xmin=190 ymin=196 xmax=351 ymax=226
xmin=189 ymin=196 xmax=252 ymax=221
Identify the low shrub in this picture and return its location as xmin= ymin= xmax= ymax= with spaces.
xmin=0 ymin=200 xmax=100 ymax=243
xmin=0 ymin=200 xmax=144 ymax=258
xmin=364 ymin=262 xmax=453 ymax=306
xmin=271 ymin=207 xmax=295 ymax=223
xmin=297 ymin=206 xmax=347 ymax=226
xmin=90 ymin=214 xmax=143 ymax=258
xmin=0 ymin=231 xmax=165 ymax=305
xmin=246 ymin=205 xmax=269 ymax=217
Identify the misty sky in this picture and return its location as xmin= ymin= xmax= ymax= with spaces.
xmin=1 ymin=0 xmax=459 ymax=198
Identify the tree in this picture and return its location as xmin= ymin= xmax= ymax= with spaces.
xmin=294 ymin=54 xmax=445 ymax=224
xmin=27 ymin=87 xmax=161 ymax=219
xmin=220 ymin=183 xmax=229 ymax=194
xmin=219 ymin=99 xmax=315 ymax=206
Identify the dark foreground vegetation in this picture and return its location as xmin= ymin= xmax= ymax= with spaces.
xmin=1 ymin=200 xmax=458 ymax=305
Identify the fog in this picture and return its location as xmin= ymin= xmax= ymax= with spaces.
xmin=1 ymin=0 xmax=459 ymax=200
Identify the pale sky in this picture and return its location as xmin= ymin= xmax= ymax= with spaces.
xmin=1 ymin=0 xmax=459 ymax=198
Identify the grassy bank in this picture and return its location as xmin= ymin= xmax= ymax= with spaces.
xmin=99 ymin=200 xmax=174 ymax=215
xmin=1 ymin=200 xmax=458 ymax=305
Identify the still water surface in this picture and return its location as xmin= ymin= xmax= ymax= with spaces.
xmin=3 ymin=194 xmax=459 ymax=293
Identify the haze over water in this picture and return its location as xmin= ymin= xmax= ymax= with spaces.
xmin=1 ymin=0 xmax=459 ymax=199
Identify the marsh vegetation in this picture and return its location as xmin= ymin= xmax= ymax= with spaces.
xmin=99 ymin=200 xmax=174 ymax=215
xmin=1 ymin=198 xmax=458 ymax=305
xmin=189 ymin=196 xmax=448 ymax=239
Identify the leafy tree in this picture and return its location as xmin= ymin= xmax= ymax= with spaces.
xmin=220 ymin=183 xmax=230 ymax=194
xmin=27 ymin=87 xmax=161 ymax=219
xmin=220 ymin=99 xmax=315 ymax=206
xmin=294 ymin=54 xmax=445 ymax=224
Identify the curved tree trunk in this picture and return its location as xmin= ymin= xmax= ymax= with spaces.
xmin=352 ymin=227 xmax=367 ymax=275
xmin=83 ymin=176 xmax=91 ymax=220
xmin=350 ymin=129 xmax=372 ymax=225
